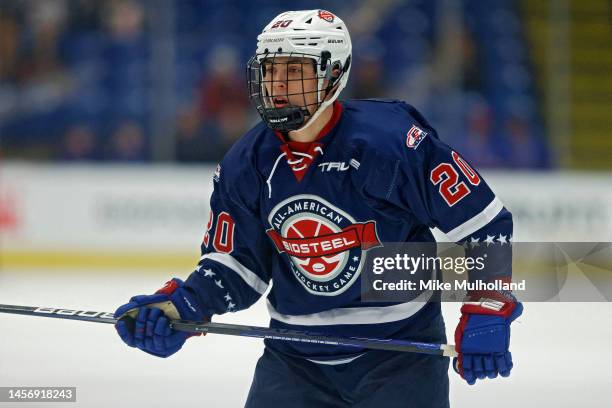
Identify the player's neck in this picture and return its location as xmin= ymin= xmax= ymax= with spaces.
xmin=287 ymin=104 xmax=334 ymax=143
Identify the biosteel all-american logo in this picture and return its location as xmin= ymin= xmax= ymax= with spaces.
xmin=267 ymin=195 xmax=381 ymax=296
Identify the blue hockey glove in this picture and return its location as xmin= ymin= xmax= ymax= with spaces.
xmin=114 ymin=278 xmax=208 ymax=358
xmin=454 ymin=290 xmax=523 ymax=385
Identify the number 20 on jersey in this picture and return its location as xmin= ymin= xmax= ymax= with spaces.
xmin=430 ymin=151 xmax=481 ymax=206
xmin=203 ymin=211 xmax=235 ymax=253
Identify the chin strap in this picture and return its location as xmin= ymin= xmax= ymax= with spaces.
xmin=296 ymin=90 xmax=337 ymax=132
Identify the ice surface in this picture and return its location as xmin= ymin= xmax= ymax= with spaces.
xmin=1 ymin=271 xmax=610 ymax=407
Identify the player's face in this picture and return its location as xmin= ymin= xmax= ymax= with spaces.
xmin=262 ymin=57 xmax=318 ymax=116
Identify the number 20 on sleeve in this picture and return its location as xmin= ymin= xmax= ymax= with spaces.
xmin=430 ymin=151 xmax=480 ymax=207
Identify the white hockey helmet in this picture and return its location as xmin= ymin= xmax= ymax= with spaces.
xmin=247 ymin=10 xmax=352 ymax=132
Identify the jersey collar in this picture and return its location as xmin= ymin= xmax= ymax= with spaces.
xmin=273 ymin=101 xmax=343 ymax=148
xmin=273 ymin=101 xmax=343 ymax=182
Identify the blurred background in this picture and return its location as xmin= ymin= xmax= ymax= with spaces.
xmin=1 ymin=0 xmax=609 ymax=168
xmin=0 ymin=1 xmax=611 ymax=407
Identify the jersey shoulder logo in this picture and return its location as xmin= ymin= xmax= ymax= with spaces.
xmin=406 ymin=125 xmax=428 ymax=149
xmin=266 ymin=195 xmax=381 ymax=296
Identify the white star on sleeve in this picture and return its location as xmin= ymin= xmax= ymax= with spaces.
xmin=215 ymin=279 xmax=224 ymax=288
xmin=224 ymin=293 xmax=232 ymax=302
xmin=202 ymin=269 xmax=216 ymax=277
xmin=484 ymin=235 xmax=495 ymax=246
xmin=227 ymin=302 xmax=236 ymax=311
xmin=469 ymin=237 xmax=480 ymax=248
xmin=497 ymin=234 xmax=507 ymax=245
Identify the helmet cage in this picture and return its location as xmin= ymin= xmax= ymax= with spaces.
xmin=247 ymin=50 xmax=348 ymax=132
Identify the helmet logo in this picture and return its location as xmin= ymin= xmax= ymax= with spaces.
xmin=317 ymin=10 xmax=335 ymax=23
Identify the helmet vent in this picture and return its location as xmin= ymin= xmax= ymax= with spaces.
xmin=290 ymin=37 xmax=321 ymax=47
xmin=305 ymin=18 xmax=312 ymax=24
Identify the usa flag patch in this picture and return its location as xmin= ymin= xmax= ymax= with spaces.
xmin=406 ymin=125 xmax=428 ymax=149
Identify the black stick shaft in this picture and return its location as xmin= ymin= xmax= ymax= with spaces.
xmin=0 ymin=303 xmax=457 ymax=357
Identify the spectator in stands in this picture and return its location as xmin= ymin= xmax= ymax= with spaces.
xmin=0 ymin=3 xmax=20 ymax=83
xmin=108 ymin=120 xmax=145 ymax=162
xmin=176 ymin=105 xmax=226 ymax=162
xmin=176 ymin=45 xmax=253 ymax=162
xmin=460 ymin=98 xmax=504 ymax=168
xmin=4 ymin=0 xmax=74 ymax=111
xmin=503 ymin=114 xmax=548 ymax=168
xmin=350 ymin=53 xmax=387 ymax=99
xmin=66 ymin=0 xmax=103 ymax=32
xmin=19 ymin=0 xmax=68 ymax=83
xmin=61 ymin=124 xmax=98 ymax=160
xmin=104 ymin=0 xmax=144 ymax=41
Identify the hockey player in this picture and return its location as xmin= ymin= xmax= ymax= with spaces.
xmin=115 ymin=10 xmax=522 ymax=407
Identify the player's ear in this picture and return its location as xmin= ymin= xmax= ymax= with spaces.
xmin=322 ymin=67 xmax=342 ymax=101
xmin=330 ymin=61 xmax=342 ymax=80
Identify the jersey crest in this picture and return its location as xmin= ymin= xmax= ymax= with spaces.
xmin=266 ymin=195 xmax=381 ymax=296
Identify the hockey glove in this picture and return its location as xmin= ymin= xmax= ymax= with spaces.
xmin=454 ymin=291 xmax=523 ymax=385
xmin=114 ymin=278 xmax=208 ymax=358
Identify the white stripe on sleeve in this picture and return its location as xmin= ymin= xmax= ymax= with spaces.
xmin=445 ymin=197 xmax=504 ymax=242
xmin=201 ymin=252 xmax=269 ymax=295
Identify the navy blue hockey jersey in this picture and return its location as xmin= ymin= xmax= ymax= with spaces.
xmin=184 ymin=99 xmax=512 ymax=363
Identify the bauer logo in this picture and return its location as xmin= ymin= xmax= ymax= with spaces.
xmin=269 ymin=117 xmax=288 ymax=123
xmin=318 ymin=10 xmax=335 ymax=23
xmin=267 ymin=195 xmax=381 ymax=296
xmin=406 ymin=125 xmax=428 ymax=149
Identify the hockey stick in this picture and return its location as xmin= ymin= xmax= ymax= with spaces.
xmin=0 ymin=303 xmax=457 ymax=357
